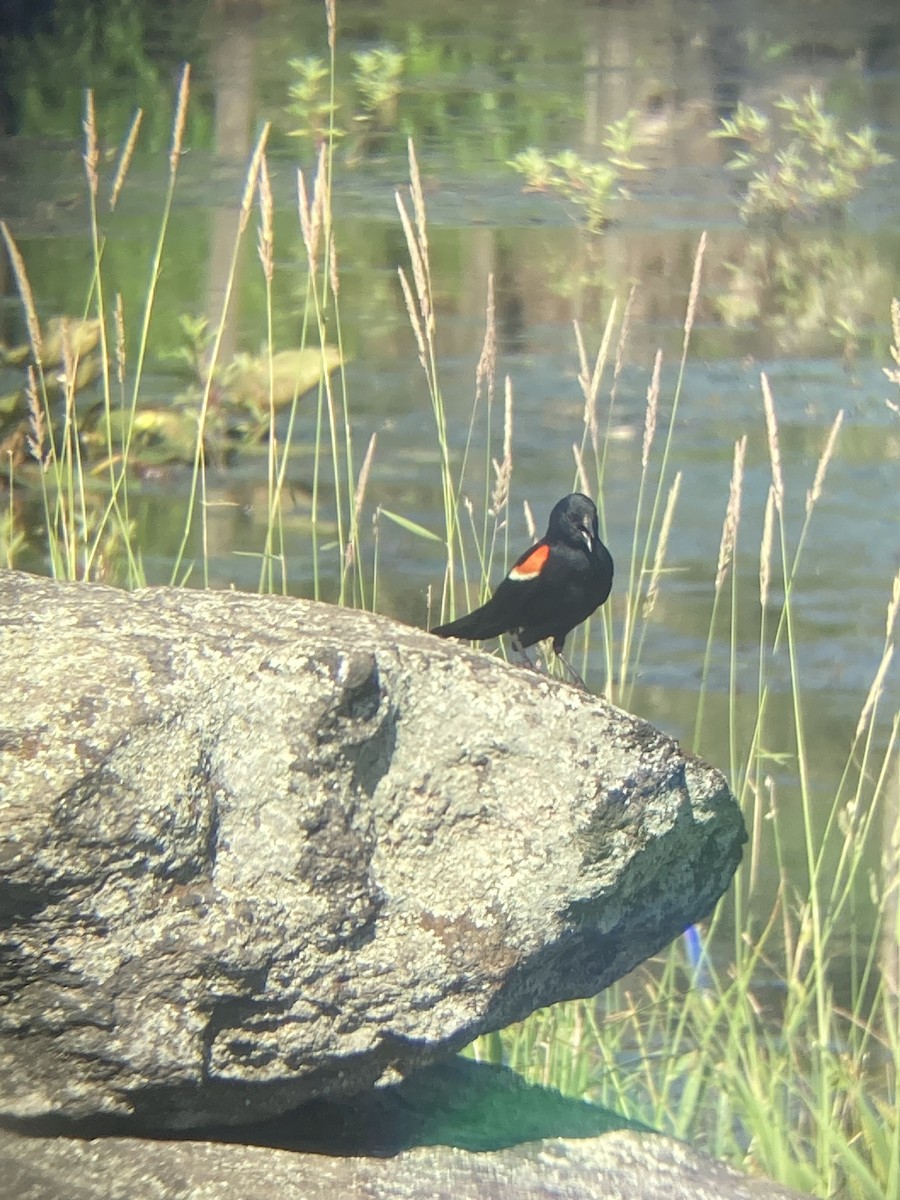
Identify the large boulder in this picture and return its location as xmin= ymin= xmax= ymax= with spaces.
xmin=0 ymin=1060 xmax=810 ymax=1200
xmin=0 ymin=1126 xmax=808 ymax=1200
xmin=0 ymin=570 xmax=744 ymax=1129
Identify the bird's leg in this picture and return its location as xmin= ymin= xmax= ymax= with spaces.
xmin=553 ymin=646 xmax=589 ymax=691
xmin=509 ymin=634 xmax=541 ymax=672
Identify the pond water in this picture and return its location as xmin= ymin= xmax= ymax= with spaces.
xmin=1 ymin=0 xmax=899 ymax=1004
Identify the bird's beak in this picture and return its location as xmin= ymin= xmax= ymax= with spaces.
xmin=579 ymin=521 xmax=594 ymax=552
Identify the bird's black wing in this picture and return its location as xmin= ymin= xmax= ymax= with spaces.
xmin=432 ymin=538 xmax=550 ymax=641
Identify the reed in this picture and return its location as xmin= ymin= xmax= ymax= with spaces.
xmin=477 ymin=371 xmax=898 ymax=1196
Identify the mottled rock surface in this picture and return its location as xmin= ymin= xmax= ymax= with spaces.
xmin=0 ymin=1128 xmax=811 ymax=1200
xmin=0 ymin=1058 xmax=810 ymax=1200
xmin=0 ymin=571 xmax=745 ymax=1129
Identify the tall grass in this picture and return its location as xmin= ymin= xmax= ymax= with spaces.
xmin=471 ymin=331 xmax=899 ymax=1196
xmin=1 ymin=35 xmax=898 ymax=1200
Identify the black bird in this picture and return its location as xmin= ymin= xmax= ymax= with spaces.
xmin=432 ymin=493 xmax=613 ymax=669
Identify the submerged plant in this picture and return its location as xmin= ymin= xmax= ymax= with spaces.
xmin=509 ymin=111 xmax=648 ymax=232
xmin=713 ymin=90 xmax=892 ymax=224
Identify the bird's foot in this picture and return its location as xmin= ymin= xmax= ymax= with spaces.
xmin=509 ymin=637 xmax=541 ymax=673
xmin=553 ymin=649 xmax=589 ymax=691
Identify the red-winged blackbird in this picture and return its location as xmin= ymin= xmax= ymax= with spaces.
xmin=431 ymin=493 xmax=613 ymax=660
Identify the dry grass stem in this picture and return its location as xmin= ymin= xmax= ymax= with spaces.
xmin=760 ymin=374 xmax=784 ymax=513
xmin=489 ymin=378 xmax=513 ymax=516
xmin=257 ymin=156 xmax=274 ymax=284
xmin=59 ymin=319 xmax=75 ymax=408
xmin=82 ymin=92 xmax=100 ymax=198
xmin=885 ymin=297 xmax=900 ymax=392
xmin=806 ymin=410 xmax=844 ymax=515
xmin=523 ymin=499 xmax=537 ymax=543
xmin=114 ymin=295 xmax=126 ymax=387
xmin=574 ymin=307 xmax=617 ymax=450
xmin=311 ymin=144 xmax=329 ymax=263
xmin=885 ymin=293 xmax=900 ymax=417
xmin=329 ymin=236 xmax=339 ymax=298
xmin=572 ymin=320 xmax=598 ymax=455
xmin=764 ymin=774 xmax=777 ymax=819
xmin=353 ymin=432 xmax=377 ymax=519
xmin=475 ymin=274 xmax=496 ymax=409
xmin=643 ymin=471 xmax=682 ymax=619
xmin=24 ymin=367 xmax=45 ymax=465
xmin=110 ymin=109 xmax=142 ymax=211
xmin=407 ymin=139 xmax=430 ymax=289
xmin=297 ymin=156 xmax=325 ymax=275
xmin=297 ymin=168 xmax=312 ymax=259
xmin=682 ymin=232 xmax=707 ymax=355
xmin=760 ymin=484 xmax=776 ymax=610
xmin=886 ymin=566 xmax=900 ymax=644
xmin=325 ymin=0 xmax=336 ymax=52
xmin=746 ymin=778 xmax=763 ymax=892
xmin=397 ymin=267 xmax=427 ymax=367
xmin=239 ymin=127 xmax=270 ymax=235
xmin=169 ymin=64 xmax=191 ymax=177
xmin=715 ymin=435 xmax=747 ymax=593
xmin=611 ymin=285 xmax=636 ymax=405
xmin=855 ymin=644 xmax=896 ymax=741
xmin=1 ymin=223 xmax=43 ymax=363
xmin=345 ymin=432 xmax=377 ymax=571
xmin=642 ymin=349 xmax=663 ymax=470
xmin=573 ymin=320 xmax=590 ymax=394
xmin=296 ymin=162 xmax=316 ymax=270
xmin=572 ymin=442 xmax=591 ymax=496
xmin=395 ymin=192 xmax=432 ymax=336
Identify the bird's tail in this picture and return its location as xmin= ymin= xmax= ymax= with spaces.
xmin=431 ymin=604 xmax=506 ymax=642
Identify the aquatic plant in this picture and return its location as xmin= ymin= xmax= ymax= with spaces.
xmin=712 ymin=90 xmax=893 ymax=224
xmin=0 ymin=306 xmax=340 ymax=470
xmin=286 ymin=55 xmax=342 ymax=146
xmin=351 ymin=46 xmax=405 ymax=130
xmin=285 ymin=45 xmax=406 ymax=156
xmin=508 ymin=112 xmax=648 ymax=232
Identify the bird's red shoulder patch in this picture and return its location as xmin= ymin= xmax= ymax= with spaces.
xmin=509 ymin=543 xmax=550 ymax=581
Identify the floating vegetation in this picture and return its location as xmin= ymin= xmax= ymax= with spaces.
xmin=508 ymin=112 xmax=648 ymax=232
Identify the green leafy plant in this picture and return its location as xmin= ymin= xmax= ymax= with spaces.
xmin=286 ymin=55 xmax=343 ymax=146
xmin=509 ymin=112 xmax=647 ymax=232
xmin=352 ymin=46 xmax=405 ymax=129
xmin=713 ymin=90 xmax=893 ymax=224
xmin=286 ymin=46 xmax=406 ymax=156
